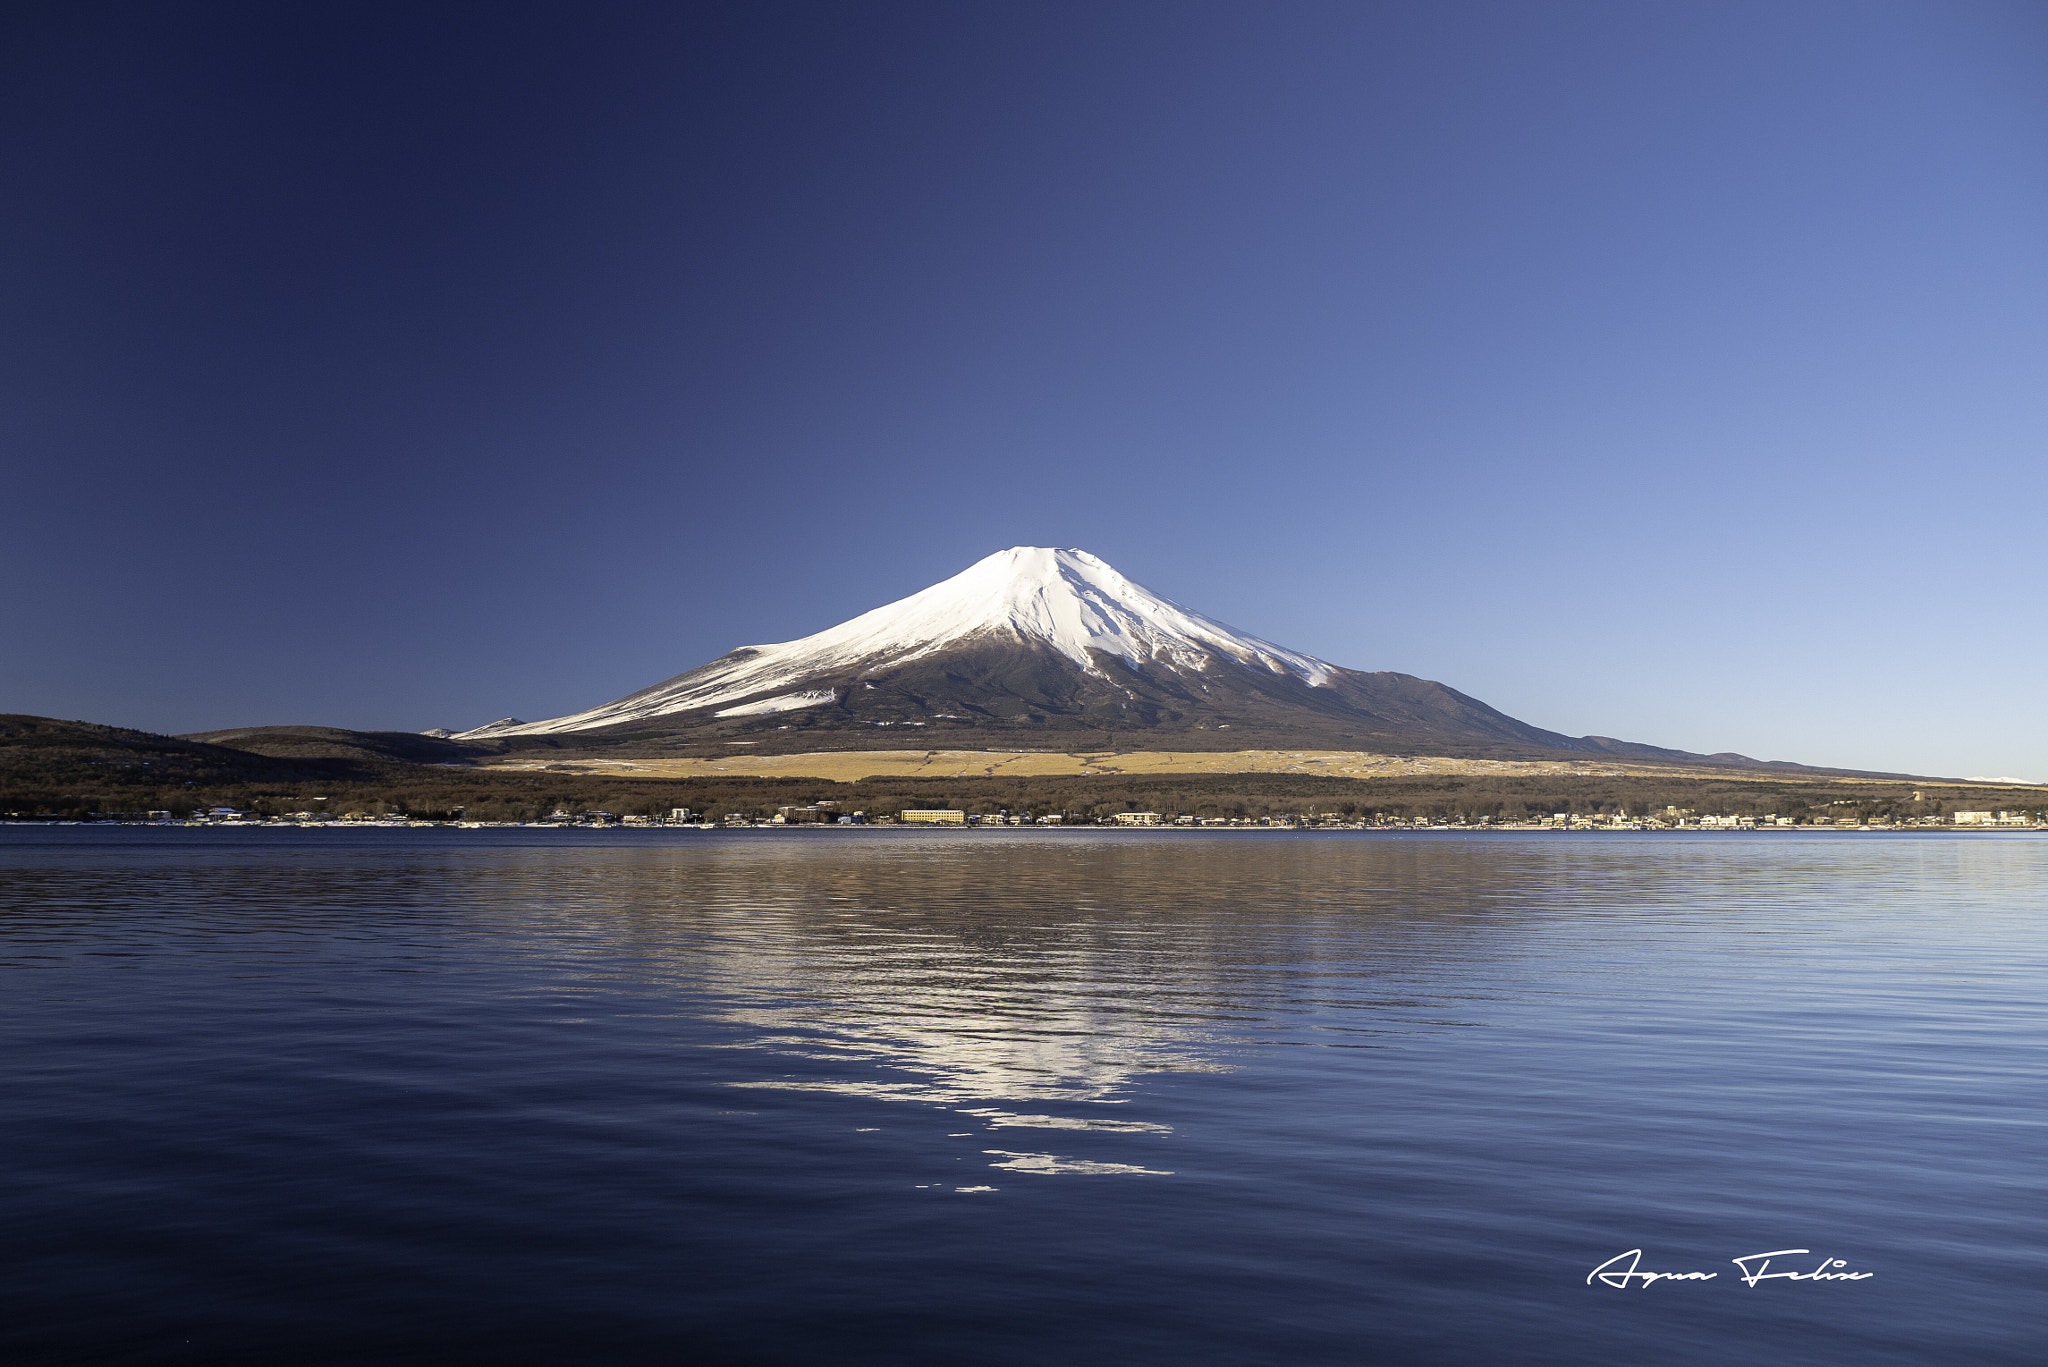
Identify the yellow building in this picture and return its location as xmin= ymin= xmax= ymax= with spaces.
xmin=900 ymin=809 xmax=966 ymax=825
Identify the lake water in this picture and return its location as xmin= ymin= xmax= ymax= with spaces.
xmin=2 ymin=827 xmax=2043 ymax=1365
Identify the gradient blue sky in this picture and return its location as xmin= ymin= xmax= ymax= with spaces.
xmin=4 ymin=1 xmax=2044 ymax=779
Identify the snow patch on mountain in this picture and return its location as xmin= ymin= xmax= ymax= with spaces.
xmin=713 ymin=689 xmax=839 ymax=719
xmin=458 ymin=547 xmax=1335 ymax=738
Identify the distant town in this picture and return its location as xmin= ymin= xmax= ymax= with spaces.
xmin=65 ymin=803 xmax=2048 ymax=832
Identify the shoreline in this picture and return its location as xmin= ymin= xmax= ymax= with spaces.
xmin=8 ymin=820 xmax=2042 ymax=835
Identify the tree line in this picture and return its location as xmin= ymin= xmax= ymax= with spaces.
xmin=7 ymin=766 xmax=2041 ymax=824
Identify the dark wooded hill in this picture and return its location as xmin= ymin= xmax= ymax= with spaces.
xmin=0 ymin=715 xmax=472 ymax=816
xmin=180 ymin=725 xmax=483 ymax=766
xmin=0 ymin=714 xmax=318 ymax=787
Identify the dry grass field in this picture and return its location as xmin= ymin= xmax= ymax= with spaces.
xmin=477 ymin=746 xmax=1896 ymax=786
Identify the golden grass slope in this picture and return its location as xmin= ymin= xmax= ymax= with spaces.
xmin=476 ymin=747 xmax=1905 ymax=786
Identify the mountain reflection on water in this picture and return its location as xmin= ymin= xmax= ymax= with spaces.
xmin=2 ymin=828 xmax=2044 ymax=1367
xmin=471 ymin=834 xmax=1543 ymax=1118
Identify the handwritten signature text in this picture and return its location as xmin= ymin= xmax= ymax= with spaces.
xmin=1588 ymin=1248 xmax=1873 ymax=1289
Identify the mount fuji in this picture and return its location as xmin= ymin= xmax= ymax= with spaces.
xmin=454 ymin=547 xmax=1732 ymax=763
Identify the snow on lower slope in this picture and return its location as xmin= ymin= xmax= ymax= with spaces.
xmin=458 ymin=547 xmax=1334 ymax=738
xmin=712 ymin=689 xmax=840 ymax=718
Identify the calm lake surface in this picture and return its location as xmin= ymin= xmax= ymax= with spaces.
xmin=2 ymin=827 xmax=2043 ymax=1365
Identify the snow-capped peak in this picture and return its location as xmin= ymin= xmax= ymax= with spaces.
xmin=458 ymin=547 xmax=1334 ymax=737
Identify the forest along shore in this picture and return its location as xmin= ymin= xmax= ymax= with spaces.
xmin=6 ymin=715 xmax=2042 ymax=827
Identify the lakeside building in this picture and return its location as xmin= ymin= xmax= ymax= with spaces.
xmin=900 ymin=809 xmax=966 ymax=825
xmin=773 ymin=804 xmax=840 ymax=824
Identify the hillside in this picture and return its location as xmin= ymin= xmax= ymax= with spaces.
xmin=0 ymin=714 xmax=328 ymax=815
xmin=0 ymin=717 xmax=491 ymax=818
xmin=179 ymin=725 xmax=494 ymax=766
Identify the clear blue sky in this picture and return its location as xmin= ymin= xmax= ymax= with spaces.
xmin=3 ymin=1 xmax=2043 ymax=779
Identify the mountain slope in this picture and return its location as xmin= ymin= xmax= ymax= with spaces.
xmin=180 ymin=725 xmax=490 ymax=766
xmin=0 ymin=714 xmax=339 ymax=807
xmin=450 ymin=547 xmax=1772 ymax=763
xmin=461 ymin=548 xmax=1332 ymax=738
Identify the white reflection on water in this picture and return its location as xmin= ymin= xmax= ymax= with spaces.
xmin=709 ymin=953 xmax=1234 ymax=1109
xmin=984 ymin=1149 xmax=1174 ymax=1176
xmin=654 ymin=838 xmax=1272 ymax=1118
xmin=958 ymin=1107 xmax=1172 ymax=1133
